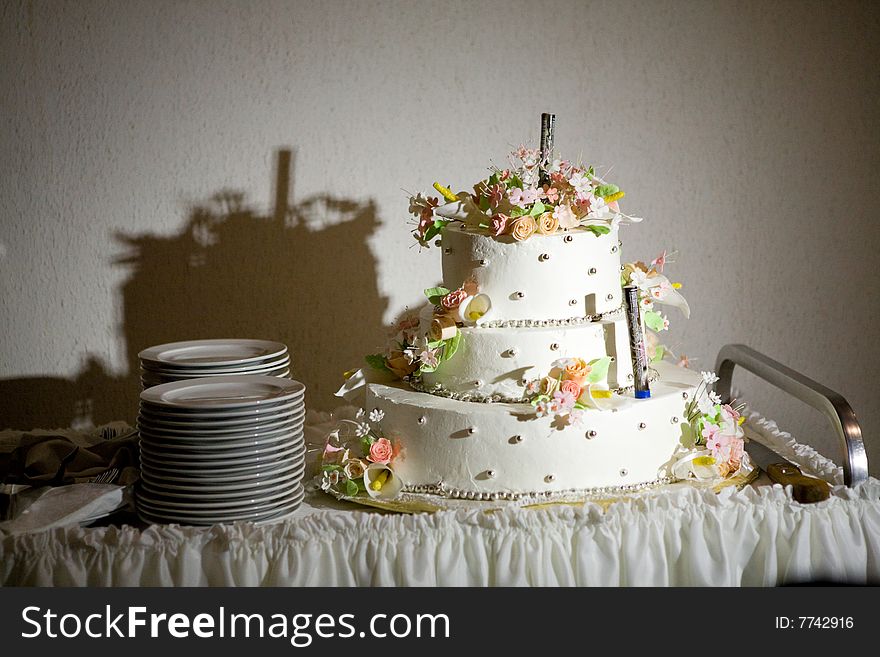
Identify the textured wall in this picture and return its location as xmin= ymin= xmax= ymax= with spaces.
xmin=1 ymin=0 xmax=878 ymax=474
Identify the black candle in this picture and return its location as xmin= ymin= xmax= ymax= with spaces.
xmin=539 ymin=113 xmax=555 ymax=186
xmin=623 ymin=285 xmax=651 ymax=399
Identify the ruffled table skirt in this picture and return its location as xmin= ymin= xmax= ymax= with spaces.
xmin=2 ymin=413 xmax=878 ymax=586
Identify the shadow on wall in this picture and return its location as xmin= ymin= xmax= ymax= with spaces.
xmin=0 ymin=149 xmax=388 ymax=430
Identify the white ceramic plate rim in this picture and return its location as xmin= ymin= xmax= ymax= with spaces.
xmin=140 ymin=376 xmax=305 ymax=410
xmin=138 ymin=339 xmax=288 ymax=368
xmin=141 ymin=366 xmax=291 ymax=381
xmin=138 ymin=413 xmax=302 ymax=435
xmin=137 ymin=492 xmax=303 ymax=525
xmin=138 ymin=406 xmax=304 ymax=429
xmin=140 ymin=355 xmax=290 ymax=375
xmin=139 ymin=444 xmax=307 ymax=476
xmin=138 ymin=440 xmax=304 ymax=467
xmin=136 ymin=484 xmax=300 ymax=511
xmin=138 ymin=397 xmax=303 ymax=419
xmin=139 ymin=434 xmax=303 ymax=459
xmin=140 ymin=459 xmax=304 ymax=487
xmin=140 ymin=466 xmax=304 ymax=498
xmin=139 ymin=430 xmax=304 ymax=453
xmin=137 ymin=420 xmax=304 ymax=442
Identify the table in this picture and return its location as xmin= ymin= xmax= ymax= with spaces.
xmin=1 ymin=410 xmax=878 ymax=586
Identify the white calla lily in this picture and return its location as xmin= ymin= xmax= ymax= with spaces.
xmin=434 ymin=192 xmax=489 ymax=227
xmin=672 ymin=450 xmax=721 ymax=481
xmin=457 ymin=293 xmax=492 ymax=324
xmin=363 ymin=463 xmax=404 ymax=499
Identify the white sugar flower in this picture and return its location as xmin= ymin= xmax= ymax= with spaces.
xmin=629 ymin=268 xmax=651 ymax=290
xmin=569 ymin=172 xmax=592 ymax=196
xmin=320 ymin=469 xmax=343 ymax=491
xmin=701 ymin=371 xmax=720 ymax=385
xmin=708 ymin=391 xmax=722 ymax=405
xmin=355 ymin=408 xmax=365 ymax=419
xmin=354 ymin=422 xmax=371 ymax=438
xmin=697 ymin=392 xmax=716 ymax=416
xmin=369 ymin=409 xmax=385 ymax=423
xmin=587 ymin=195 xmax=611 ymax=219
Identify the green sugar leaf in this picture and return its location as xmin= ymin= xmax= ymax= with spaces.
xmin=442 ymin=330 xmax=462 ymax=361
xmin=424 ymin=286 xmax=451 ymax=305
xmin=529 ymin=200 xmax=546 ymax=216
xmin=365 ymin=353 xmax=390 ymax=372
xmin=595 ymin=184 xmax=619 ymax=197
xmin=509 ymin=206 xmax=527 ymax=218
xmin=644 ymin=310 xmax=665 ymax=332
xmin=344 ymin=479 xmax=359 ymax=497
xmin=587 ymin=225 xmax=611 ymax=237
xmin=586 ymin=356 xmax=612 ymax=384
xmin=651 ymin=345 xmax=666 ymax=363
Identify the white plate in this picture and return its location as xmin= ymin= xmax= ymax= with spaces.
xmin=138 ymin=339 xmax=288 ymax=369
xmin=138 ymin=413 xmax=302 ymax=436
xmin=137 ymin=490 xmax=303 ymax=525
xmin=140 ymin=434 xmax=303 ymax=460
xmin=141 ymin=369 xmax=290 ymax=388
xmin=140 ymin=458 xmax=302 ymax=486
xmin=140 ymin=364 xmax=290 ymax=380
xmin=139 ymin=440 xmax=303 ymax=467
xmin=140 ymin=467 xmax=304 ymax=499
xmin=139 ymin=444 xmax=307 ymax=477
xmin=140 ymin=355 xmax=291 ymax=375
xmin=138 ymin=400 xmax=304 ymax=421
xmin=140 ymin=376 xmax=305 ymax=410
xmin=140 ymin=430 xmax=303 ymax=454
xmin=136 ymin=484 xmax=299 ymax=511
xmin=137 ymin=418 xmax=304 ymax=442
xmin=138 ymin=406 xmax=304 ymax=429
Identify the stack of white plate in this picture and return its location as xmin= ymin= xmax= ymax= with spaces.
xmin=138 ymin=339 xmax=290 ymax=389
xmin=136 ymin=375 xmax=306 ymax=526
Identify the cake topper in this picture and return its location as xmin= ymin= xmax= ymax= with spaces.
xmin=539 ymin=112 xmax=556 ymax=187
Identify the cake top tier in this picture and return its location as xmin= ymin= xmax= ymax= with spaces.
xmin=408 ymin=143 xmax=643 ymax=249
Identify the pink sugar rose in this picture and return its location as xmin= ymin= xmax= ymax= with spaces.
xmin=552 ymin=203 xmax=578 ymax=229
xmin=559 ymin=379 xmax=582 ymax=400
xmin=441 ymin=288 xmax=468 ymax=309
xmin=368 ymin=437 xmax=394 ymax=464
xmin=490 ymin=213 xmax=509 ymax=236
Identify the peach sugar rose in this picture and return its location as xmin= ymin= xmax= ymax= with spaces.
xmin=509 ymin=215 xmax=537 ymax=241
xmin=563 ymin=358 xmax=592 ymax=386
xmin=536 ymin=212 xmax=559 ymax=235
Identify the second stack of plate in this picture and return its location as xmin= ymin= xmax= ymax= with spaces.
xmin=139 ymin=339 xmax=290 ymax=389
xmin=136 ymin=375 xmax=306 ymax=525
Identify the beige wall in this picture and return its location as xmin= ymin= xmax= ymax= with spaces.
xmin=2 ymin=0 xmax=878 ymax=474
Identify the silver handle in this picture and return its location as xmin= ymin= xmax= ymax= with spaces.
xmin=715 ymin=344 xmax=868 ymax=487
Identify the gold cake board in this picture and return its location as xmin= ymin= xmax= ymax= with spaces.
xmin=322 ymin=465 xmax=760 ymax=514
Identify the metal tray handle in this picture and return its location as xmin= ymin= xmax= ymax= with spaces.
xmin=714 ymin=344 xmax=868 ymax=487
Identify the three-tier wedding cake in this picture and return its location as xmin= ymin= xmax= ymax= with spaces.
xmin=322 ymin=116 xmax=748 ymax=504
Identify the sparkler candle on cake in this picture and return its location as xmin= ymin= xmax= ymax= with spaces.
xmin=623 ymin=285 xmax=651 ymax=398
xmin=538 ymin=112 xmax=556 ymax=187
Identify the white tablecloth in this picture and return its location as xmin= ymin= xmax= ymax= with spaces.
xmin=2 ymin=412 xmax=878 ymax=586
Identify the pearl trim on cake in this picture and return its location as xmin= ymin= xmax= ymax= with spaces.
xmin=471 ymin=304 xmax=624 ymax=329
xmin=408 ymin=368 xmax=660 ymax=404
xmin=403 ymin=476 xmax=676 ymax=501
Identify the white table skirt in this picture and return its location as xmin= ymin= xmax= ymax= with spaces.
xmin=2 ymin=413 xmax=878 ymax=586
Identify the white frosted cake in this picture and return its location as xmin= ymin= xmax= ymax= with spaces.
xmin=322 ymin=123 xmax=749 ymax=504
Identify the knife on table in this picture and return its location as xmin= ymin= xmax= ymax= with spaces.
xmin=745 ymin=439 xmax=832 ymax=503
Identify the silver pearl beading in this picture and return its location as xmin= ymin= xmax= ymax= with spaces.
xmin=472 ymin=304 xmax=624 ymax=329
xmin=408 ymin=367 xmax=660 ymax=404
xmin=401 ymin=476 xmax=677 ymax=502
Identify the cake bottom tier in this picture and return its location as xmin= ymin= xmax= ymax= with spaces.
xmin=366 ymin=362 xmax=702 ymax=496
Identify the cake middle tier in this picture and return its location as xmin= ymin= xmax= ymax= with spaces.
xmin=419 ymin=315 xmax=635 ymax=400
xmin=441 ymin=223 xmax=624 ymax=323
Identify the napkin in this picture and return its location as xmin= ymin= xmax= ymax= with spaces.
xmin=0 ymin=423 xmax=140 ymax=486
xmin=0 ymin=483 xmax=128 ymax=535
